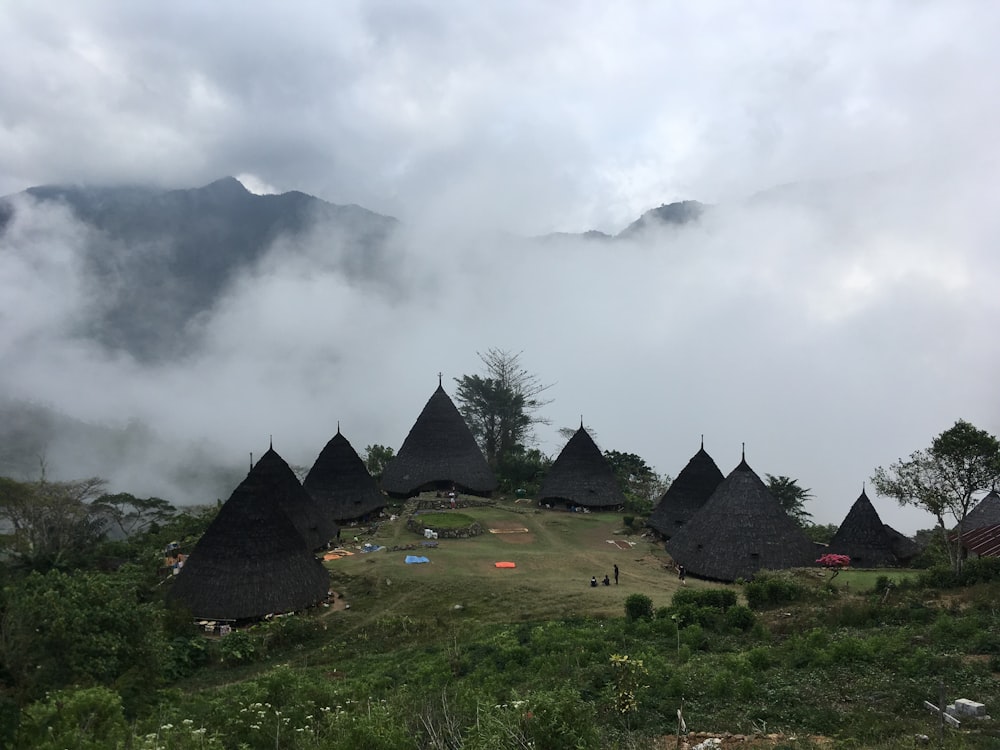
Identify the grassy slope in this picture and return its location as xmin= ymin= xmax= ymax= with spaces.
xmin=328 ymin=503 xmax=720 ymax=624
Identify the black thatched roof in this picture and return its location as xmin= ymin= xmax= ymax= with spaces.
xmin=380 ymin=384 xmax=497 ymax=498
xmin=883 ymin=523 xmax=921 ymax=563
xmin=827 ymin=489 xmax=916 ymax=567
xmin=304 ymin=427 xmax=386 ymax=523
xmin=251 ymin=447 xmax=337 ymax=550
xmin=664 ymin=457 xmax=816 ymax=582
xmin=538 ymin=426 xmax=626 ymax=509
xmin=167 ymin=448 xmax=330 ymax=621
xmin=647 ymin=443 xmax=724 ymax=538
xmin=963 ymin=490 xmax=1000 ymax=530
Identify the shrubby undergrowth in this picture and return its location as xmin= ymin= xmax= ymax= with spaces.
xmin=3 ymin=509 xmax=1000 ymax=748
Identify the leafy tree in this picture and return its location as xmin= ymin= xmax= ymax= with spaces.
xmin=495 ymin=446 xmax=551 ymax=496
xmin=802 ymin=523 xmax=839 ymax=544
xmin=603 ymin=450 xmax=671 ymax=515
xmin=454 ymin=349 xmax=552 ymax=468
xmin=17 ymin=686 xmax=129 ymax=750
xmin=0 ymin=566 xmax=169 ymax=706
xmin=765 ymin=474 xmax=814 ymax=526
xmin=364 ymin=444 xmax=396 ymax=480
xmin=871 ymin=419 xmax=1000 ymax=573
xmin=91 ymin=492 xmax=176 ymax=538
xmin=0 ymin=475 xmax=108 ymax=570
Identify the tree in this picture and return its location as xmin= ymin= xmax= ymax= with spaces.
xmin=495 ymin=446 xmax=551 ymax=496
xmin=364 ymin=444 xmax=395 ymax=480
xmin=765 ymin=475 xmax=814 ymax=526
xmin=454 ymin=349 xmax=552 ymax=468
xmin=0 ymin=566 xmax=169 ymax=705
xmin=91 ymin=493 xmax=176 ymax=538
xmin=871 ymin=419 xmax=1000 ymax=573
xmin=802 ymin=523 xmax=839 ymax=544
xmin=0 ymin=475 xmax=108 ymax=570
xmin=603 ymin=450 xmax=671 ymax=515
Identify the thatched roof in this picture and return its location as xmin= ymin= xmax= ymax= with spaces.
xmin=538 ymin=425 xmax=626 ymax=509
xmin=664 ymin=456 xmax=816 ymax=582
xmin=963 ymin=490 xmax=1000 ymax=530
xmin=304 ymin=427 xmax=386 ymax=523
xmin=827 ymin=489 xmax=917 ymax=567
xmin=647 ymin=442 xmax=724 ymax=538
xmin=380 ymin=383 xmax=497 ymax=498
xmin=883 ymin=523 xmax=921 ymax=563
xmin=167 ymin=448 xmax=330 ymax=621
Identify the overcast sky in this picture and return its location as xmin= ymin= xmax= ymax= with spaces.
xmin=2 ymin=1 xmax=999 ymax=533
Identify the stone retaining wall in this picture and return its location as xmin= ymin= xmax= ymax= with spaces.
xmin=405 ymin=517 xmax=485 ymax=539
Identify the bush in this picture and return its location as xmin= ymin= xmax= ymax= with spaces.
xmin=17 ymin=687 xmax=128 ymax=750
xmin=670 ymin=588 xmax=737 ymax=611
xmin=744 ymin=572 xmax=807 ymax=609
xmin=724 ymin=605 xmax=756 ymax=632
xmin=624 ymin=594 xmax=653 ymax=621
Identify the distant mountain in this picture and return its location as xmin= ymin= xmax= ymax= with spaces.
xmin=0 ymin=177 xmax=709 ymax=360
xmin=534 ymin=200 xmax=706 ymax=242
xmin=0 ymin=177 xmax=400 ymax=361
xmin=616 ymin=200 xmax=707 ymax=238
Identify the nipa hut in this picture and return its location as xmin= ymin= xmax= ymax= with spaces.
xmin=304 ymin=426 xmax=386 ymax=524
xmin=827 ymin=489 xmax=919 ymax=567
xmin=664 ymin=453 xmax=816 ymax=582
xmin=167 ymin=447 xmax=330 ymax=622
xmin=537 ymin=424 xmax=626 ymax=510
xmin=647 ymin=441 xmax=724 ymax=539
xmin=380 ymin=381 xmax=497 ymax=498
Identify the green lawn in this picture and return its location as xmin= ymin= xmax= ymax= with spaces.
xmin=328 ymin=500 xmax=723 ymax=624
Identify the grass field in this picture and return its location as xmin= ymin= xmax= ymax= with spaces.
xmin=326 ymin=499 xmax=731 ymax=625
xmin=164 ymin=496 xmax=1000 ymax=749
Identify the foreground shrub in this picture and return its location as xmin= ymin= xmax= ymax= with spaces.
xmin=17 ymin=687 xmax=128 ymax=750
xmin=671 ymin=587 xmax=737 ymax=610
xmin=744 ymin=571 xmax=808 ymax=609
xmin=624 ymin=593 xmax=653 ymax=621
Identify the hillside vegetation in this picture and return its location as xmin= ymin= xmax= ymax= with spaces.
xmin=4 ymin=498 xmax=1000 ymax=749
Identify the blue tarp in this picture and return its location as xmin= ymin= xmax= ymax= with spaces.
xmin=405 ymin=555 xmax=430 ymax=564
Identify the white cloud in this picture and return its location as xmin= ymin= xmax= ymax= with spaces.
xmin=1 ymin=1 xmax=999 ymax=534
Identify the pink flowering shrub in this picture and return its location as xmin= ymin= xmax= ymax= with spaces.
xmin=816 ymin=553 xmax=850 ymax=579
xmin=816 ymin=553 xmax=851 ymax=569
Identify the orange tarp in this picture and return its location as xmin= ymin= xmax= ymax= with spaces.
xmin=494 ymin=561 xmax=516 ymax=568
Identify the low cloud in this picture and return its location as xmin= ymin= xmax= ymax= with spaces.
xmin=1 ymin=166 xmax=997 ymax=534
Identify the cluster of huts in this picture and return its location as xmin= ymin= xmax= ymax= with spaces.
xmin=168 ymin=380 xmax=1000 ymax=622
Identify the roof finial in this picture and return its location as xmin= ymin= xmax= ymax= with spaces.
xmin=337 ymin=420 xmax=341 ymax=435
xmin=701 ymin=433 xmax=704 ymax=449
xmin=438 ymin=371 xmax=443 ymax=386
xmin=741 ymin=442 xmax=745 ymax=461
xmin=580 ymin=415 xmax=584 ymax=429
xmin=269 ymin=434 xmax=273 ymax=450
xmin=250 ymin=451 xmax=253 ymax=470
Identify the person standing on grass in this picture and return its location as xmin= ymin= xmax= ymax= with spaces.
xmin=614 ymin=564 xmax=619 ymax=585
xmin=678 ymin=565 xmax=686 ymax=584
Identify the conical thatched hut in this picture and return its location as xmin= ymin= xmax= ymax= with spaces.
xmin=252 ymin=447 xmax=337 ymax=550
xmin=827 ymin=489 xmax=918 ymax=567
xmin=963 ymin=490 xmax=1000 ymax=530
xmin=664 ymin=455 xmax=816 ymax=582
xmin=647 ymin=441 xmax=724 ymax=539
xmin=538 ymin=425 xmax=626 ymax=510
xmin=168 ymin=448 xmax=330 ymax=621
xmin=304 ymin=427 xmax=386 ymax=524
xmin=381 ymin=383 xmax=497 ymax=498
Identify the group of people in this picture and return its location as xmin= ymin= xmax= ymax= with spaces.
xmin=590 ymin=564 xmax=620 ymax=587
